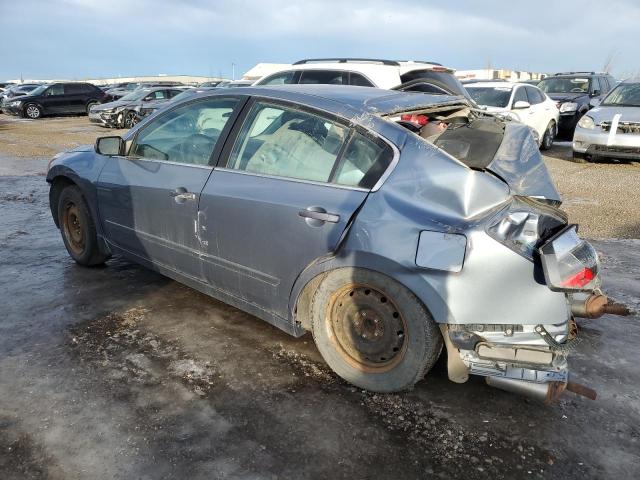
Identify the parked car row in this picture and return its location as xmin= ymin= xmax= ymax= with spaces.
xmin=89 ymin=86 xmax=191 ymax=128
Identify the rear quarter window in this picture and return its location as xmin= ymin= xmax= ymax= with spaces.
xmin=333 ymin=132 xmax=393 ymax=189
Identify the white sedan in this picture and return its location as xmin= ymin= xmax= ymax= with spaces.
xmin=465 ymin=81 xmax=560 ymax=150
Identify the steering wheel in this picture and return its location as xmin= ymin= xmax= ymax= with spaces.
xmin=570 ymin=88 xmax=584 ymax=93
xmin=169 ymin=134 xmax=214 ymax=165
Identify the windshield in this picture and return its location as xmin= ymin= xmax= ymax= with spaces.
xmin=170 ymin=90 xmax=198 ymax=102
xmin=120 ymin=89 xmax=151 ymax=101
xmin=28 ymin=85 xmax=49 ymax=96
xmin=602 ymin=83 xmax=640 ymax=107
xmin=466 ymin=87 xmax=512 ymax=108
xmin=538 ymin=77 xmax=590 ymax=94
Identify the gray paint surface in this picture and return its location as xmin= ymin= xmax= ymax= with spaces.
xmin=47 ymin=85 xmax=571 ymax=335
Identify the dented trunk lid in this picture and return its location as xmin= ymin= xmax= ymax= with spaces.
xmin=434 ymin=119 xmax=561 ymax=203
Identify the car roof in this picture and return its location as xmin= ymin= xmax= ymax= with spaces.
xmin=193 ymin=84 xmax=465 ymax=116
xmin=465 ymin=81 xmax=520 ymax=89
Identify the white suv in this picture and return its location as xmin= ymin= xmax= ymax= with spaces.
xmin=253 ymin=58 xmax=472 ymax=100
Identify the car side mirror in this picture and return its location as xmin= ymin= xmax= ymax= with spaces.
xmin=513 ymin=100 xmax=531 ymax=109
xmin=589 ymin=97 xmax=602 ymax=108
xmin=95 ymin=136 xmax=124 ymax=156
xmin=591 ymin=89 xmax=600 ymax=97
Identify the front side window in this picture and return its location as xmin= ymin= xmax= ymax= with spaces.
xmin=131 ymin=97 xmax=240 ymax=166
xmin=299 ymin=70 xmax=345 ymax=85
xmin=144 ymin=90 xmax=168 ymax=101
xmin=538 ymin=77 xmax=590 ymax=94
xmin=226 ymin=102 xmax=348 ymax=182
xmin=525 ymin=86 xmax=544 ymax=104
xmin=46 ymin=84 xmax=64 ymax=96
xmin=512 ymin=87 xmax=528 ymax=105
xmin=258 ymin=71 xmax=298 ymax=86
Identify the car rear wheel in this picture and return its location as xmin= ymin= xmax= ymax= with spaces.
xmin=540 ymin=121 xmax=556 ymax=150
xmin=86 ymin=101 xmax=99 ymax=114
xmin=24 ymin=104 xmax=42 ymax=119
xmin=57 ymin=185 xmax=109 ymax=266
xmin=311 ymin=268 xmax=442 ymax=392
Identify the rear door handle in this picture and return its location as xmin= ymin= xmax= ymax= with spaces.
xmin=170 ymin=187 xmax=196 ymax=203
xmin=298 ymin=207 xmax=340 ymax=224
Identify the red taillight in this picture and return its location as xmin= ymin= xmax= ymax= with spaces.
xmin=400 ymin=114 xmax=428 ymax=125
xmin=561 ymin=267 xmax=595 ymax=288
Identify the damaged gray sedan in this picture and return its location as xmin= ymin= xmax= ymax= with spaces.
xmin=89 ymin=86 xmax=186 ymax=128
xmin=46 ymin=85 xmax=626 ymax=402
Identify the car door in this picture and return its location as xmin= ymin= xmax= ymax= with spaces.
xmin=41 ymin=84 xmax=66 ymax=114
xmin=198 ymin=98 xmax=395 ymax=319
xmin=63 ymin=83 xmax=86 ymax=113
xmin=96 ymin=95 xmax=246 ymax=279
xmin=524 ymin=86 xmax=550 ymax=137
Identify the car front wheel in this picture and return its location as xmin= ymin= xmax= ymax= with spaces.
xmin=540 ymin=121 xmax=556 ymax=150
xmin=123 ymin=111 xmax=137 ymax=128
xmin=24 ymin=104 xmax=42 ymax=119
xmin=311 ymin=268 xmax=442 ymax=392
xmin=57 ymin=185 xmax=109 ymax=266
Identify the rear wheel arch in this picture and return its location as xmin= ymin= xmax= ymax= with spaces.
xmin=291 ymin=254 xmax=453 ymax=331
xmin=308 ymin=266 xmax=444 ymax=392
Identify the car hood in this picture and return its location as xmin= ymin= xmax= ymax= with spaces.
xmin=92 ymin=99 xmax=138 ymax=111
xmin=546 ymin=92 xmax=586 ymax=103
xmin=587 ymin=105 xmax=640 ymax=123
xmin=487 ymin=122 xmax=561 ymax=202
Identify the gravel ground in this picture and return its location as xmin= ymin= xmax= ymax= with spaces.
xmin=543 ymin=142 xmax=640 ymax=239
xmin=1 ymin=114 xmax=639 ymax=479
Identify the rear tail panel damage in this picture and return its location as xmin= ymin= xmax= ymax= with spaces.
xmin=345 ymin=108 xmax=630 ymax=401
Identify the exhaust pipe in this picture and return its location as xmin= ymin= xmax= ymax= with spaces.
xmin=486 ymin=377 xmax=597 ymax=404
xmin=571 ymin=293 xmax=630 ymax=319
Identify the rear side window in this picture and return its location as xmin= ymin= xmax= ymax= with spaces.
xmin=227 ymin=101 xmax=348 ymax=182
xmin=333 ymin=132 xmax=393 ymax=189
xmin=349 ymin=73 xmax=375 ymax=87
xmin=65 ymin=84 xmax=83 ymax=94
xmin=299 ymin=70 xmax=346 ymax=85
xmin=46 ymin=84 xmax=65 ymax=96
xmin=591 ymin=77 xmax=601 ymax=94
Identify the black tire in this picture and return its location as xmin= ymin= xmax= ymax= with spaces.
xmin=540 ymin=121 xmax=556 ymax=150
xmin=23 ymin=103 xmax=42 ymax=119
xmin=123 ymin=110 xmax=137 ymax=129
xmin=57 ymin=185 xmax=109 ymax=266
xmin=311 ymin=268 xmax=442 ymax=392
xmin=86 ymin=101 xmax=99 ymax=114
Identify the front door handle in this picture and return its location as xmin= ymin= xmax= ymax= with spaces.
xmin=299 ymin=207 xmax=340 ymax=225
xmin=170 ymin=187 xmax=196 ymax=203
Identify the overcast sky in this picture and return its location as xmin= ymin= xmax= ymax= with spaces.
xmin=1 ymin=0 xmax=639 ymax=80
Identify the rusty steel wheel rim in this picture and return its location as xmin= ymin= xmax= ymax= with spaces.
xmin=62 ymin=202 xmax=85 ymax=255
xmin=327 ymin=284 xmax=408 ymax=373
